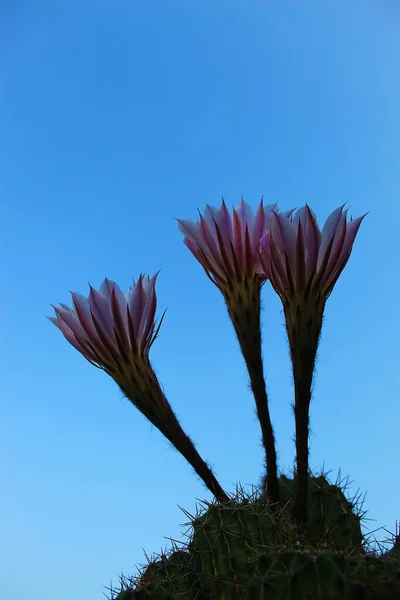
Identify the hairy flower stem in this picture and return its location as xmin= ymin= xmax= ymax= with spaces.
xmin=244 ymin=348 xmax=280 ymax=506
xmin=225 ymin=281 xmax=279 ymax=505
xmin=167 ymin=424 xmax=229 ymax=503
xmin=119 ymin=364 xmax=229 ymax=504
xmin=285 ymin=299 xmax=324 ymax=526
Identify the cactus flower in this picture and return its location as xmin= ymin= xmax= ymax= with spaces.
xmin=177 ymin=198 xmax=288 ymax=504
xmin=49 ymin=275 xmax=228 ymax=502
xmin=49 ymin=275 xmax=165 ymax=411
xmin=177 ymin=198 xmax=278 ymax=290
xmin=260 ymin=204 xmax=365 ymax=307
xmin=260 ymin=204 xmax=366 ymax=526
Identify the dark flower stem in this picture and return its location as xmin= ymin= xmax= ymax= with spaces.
xmin=244 ymin=347 xmax=280 ymax=505
xmin=226 ymin=282 xmax=279 ymax=505
xmin=166 ymin=422 xmax=230 ymax=503
xmin=120 ymin=368 xmax=229 ymax=504
xmin=285 ymin=300 xmax=323 ymax=526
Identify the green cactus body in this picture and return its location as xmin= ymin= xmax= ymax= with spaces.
xmin=261 ymin=474 xmax=364 ymax=552
xmin=133 ymin=550 xmax=196 ymax=599
xmin=126 ymin=550 xmax=400 ymax=600
xmin=189 ymin=496 xmax=305 ymax=593
xmin=111 ymin=475 xmax=400 ymax=600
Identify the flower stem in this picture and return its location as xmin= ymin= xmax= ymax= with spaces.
xmin=166 ymin=422 xmax=230 ymax=503
xmin=225 ymin=281 xmax=279 ymax=505
xmin=285 ymin=300 xmax=323 ymax=526
xmin=120 ymin=366 xmax=229 ymax=504
xmin=245 ymin=349 xmax=280 ymax=505
xmin=292 ymin=371 xmax=312 ymax=524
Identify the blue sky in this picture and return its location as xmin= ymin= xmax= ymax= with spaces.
xmin=2 ymin=1 xmax=400 ymax=599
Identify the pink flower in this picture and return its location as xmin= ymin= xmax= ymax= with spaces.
xmin=48 ymin=274 xmax=164 ymax=383
xmin=177 ymin=198 xmax=280 ymax=290
xmin=260 ymin=204 xmax=366 ymax=304
xmin=49 ymin=274 xmax=229 ymax=503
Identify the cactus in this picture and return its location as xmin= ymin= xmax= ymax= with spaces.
xmin=111 ymin=538 xmax=400 ymax=600
xmin=189 ymin=497 xmax=294 ymax=592
xmin=133 ymin=549 xmax=196 ymax=599
xmin=259 ymin=471 xmax=365 ymax=552
xmin=108 ymin=473 xmax=400 ymax=600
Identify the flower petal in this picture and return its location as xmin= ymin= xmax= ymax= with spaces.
xmin=87 ymin=285 xmax=116 ymax=341
xmin=321 ymin=214 xmax=366 ymax=294
xmin=208 ymin=199 xmax=233 ymax=250
xmin=110 ymin=283 xmax=131 ymax=358
xmin=139 ymin=274 xmax=159 ymax=352
xmin=176 ymin=218 xmax=205 ymax=248
xmin=234 ymin=198 xmax=255 ymax=229
xmin=269 ymin=211 xmax=297 ymax=268
xmin=56 ymin=312 xmax=98 ymax=362
xmin=54 ymin=304 xmax=88 ymax=341
xmin=317 ymin=205 xmax=346 ymax=271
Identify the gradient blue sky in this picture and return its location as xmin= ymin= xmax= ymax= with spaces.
xmin=2 ymin=1 xmax=400 ymax=599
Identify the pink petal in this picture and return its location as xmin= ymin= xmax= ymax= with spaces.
xmin=59 ymin=302 xmax=73 ymax=311
xmin=128 ymin=276 xmax=146 ymax=329
xmin=110 ymin=281 xmax=129 ymax=331
xmin=321 ymin=213 xmax=348 ymax=284
xmin=176 ymin=218 xmax=205 ymax=248
xmin=198 ymin=213 xmax=224 ymax=267
xmin=139 ymin=274 xmax=159 ymax=350
xmin=256 ymin=231 xmax=269 ymax=276
xmin=183 ymin=237 xmax=225 ymax=279
xmin=251 ymin=201 xmax=277 ymax=246
xmin=321 ymin=214 xmax=365 ymax=293
xmin=140 ymin=274 xmax=152 ymax=294
xmin=250 ymin=201 xmax=267 ymax=262
xmin=126 ymin=304 xmax=138 ymax=355
xmin=203 ymin=203 xmax=220 ymax=229
xmin=234 ymin=198 xmax=255 ymax=228
xmin=110 ymin=283 xmax=131 ymax=358
xmin=269 ymin=211 xmax=297 ymax=268
xmin=184 ymin=236 xmax=202 ymax=257
xmin=232 ymin=207 xmax=245 ymax=273
xmin=264 ymin=203 xmax=279 ymax=213
xmin=212 ymin=219 xmax=236 ymax=280
xmin=87 ymin=285 xmax=115 ymax=341
xmin=54 ymin=304 xmax=88 ymax=341
xmin=299 ymin=205 xmax=322 ymax=280
xmin=127 ymin=274 xmax=159 ymax=353
xmin=99 ymin=278 xmax=116 ymax=302
xmin=282 ymin=208 xmax=296 ymax=219
xmin=269 ymin=252 xmax=288 ymax=296
xmin=71 ymin=293 xmax=100 ymax=340
xmin=48 ymin=315 xmax=60 ymax=328
xmin=243 ymin=224 xmax=253 ymax=274
xmin=209 ymin=199 xmax=233 ymax=250
xmin=269 ymin=237 xmax=293 ymax=297
xmin=71 ymin=293 xmax=115 ymax=363
xmin=317 ymin=205 xmax=346 ymax=271
xmin=251 ymin=201 xmax=266 ymax=247
xmin=294 ymin=219 xmax=306 ymax=291
xmin=179 ymin=213 xmax=229 ymax=280
xmin=57 ymin=314 xmax=98 ymax=362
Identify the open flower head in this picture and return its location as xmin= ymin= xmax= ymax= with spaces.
xmin=177 ymin=197 xmax=294 ymax=368
xmin=260 ymin=204 xmax=366 ymax=304
xmin=177 ymin=198 xmax=283 ymax=292
xmin=48 ymin=274 xmax=164 ymax=381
